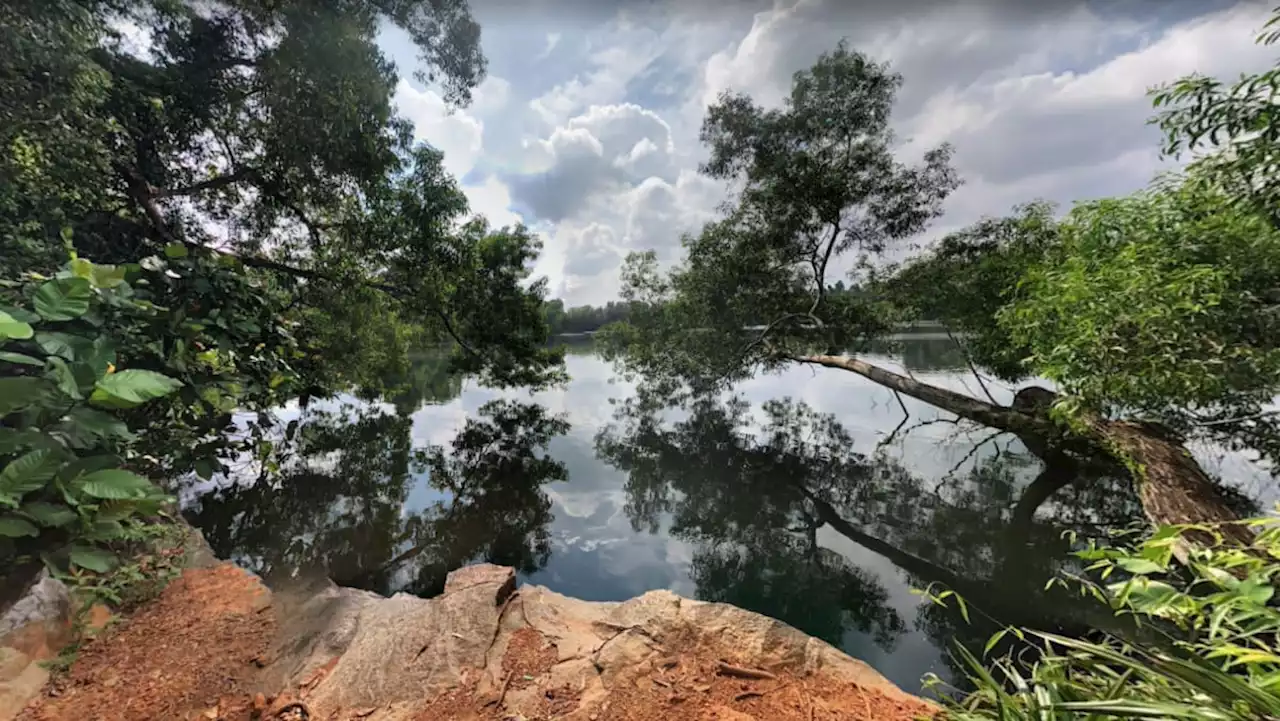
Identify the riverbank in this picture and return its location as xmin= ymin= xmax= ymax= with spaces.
xmin=2 ymin=538 xmax=936 ymax=720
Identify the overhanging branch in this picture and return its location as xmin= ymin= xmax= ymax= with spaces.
xmin=115 ymin=162 xmax=483 ymax=361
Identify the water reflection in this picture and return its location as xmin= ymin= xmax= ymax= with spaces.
xmin=594 ymin=394 xmax=1147 ymax=682
xmin=181 ymin=334 xmax=1268 ymax=692
xmin=186 ymin=399 xmax=568 ymax=596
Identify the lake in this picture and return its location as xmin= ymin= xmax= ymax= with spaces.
xmin=181 ymin=334 xmax=1273 ymax=694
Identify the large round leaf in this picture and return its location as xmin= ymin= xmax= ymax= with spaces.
xmin=69 ymin=545 xmax=117 ymax=573
xmin=89 ymin=369 xmax=184 ymax=409
xmin=0 ymin=515 xmax=39 ymax=538
xmin=74 ymin=469 xmax=155 ymax=499
xmin=0 ymin=311 xmax=33 ymax=340
xmin=0 ymin=449 xmax=62 ymax=504
xmin=0 ymin=377 xmax=49 ymax=416
xmin=33 ymin=277 xmax=92 ymax=321
xmin=21 ymin=501 xmax=77 ymax=528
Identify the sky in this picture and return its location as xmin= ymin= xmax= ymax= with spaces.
xmin=378 ymin=0 xmax=1277 ymax=307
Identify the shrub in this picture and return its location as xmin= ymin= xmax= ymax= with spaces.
xmin=929 ymin=516 xmax=1280 ymax=720
xmin=1 ymin=256 xmax=182 ymax=573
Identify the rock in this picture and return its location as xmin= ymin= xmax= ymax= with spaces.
xmin=258 ymin=565 xmax=926 ymax=720
xmin=0 ymin=570 xmax=72 ymax=662
xmin=0 ymin=660 xmax=48 ymax=721
xmin=0 ymin=649 xmax=28 ymax=683
xmin=441 ymin=564 xmax=516 ymax=606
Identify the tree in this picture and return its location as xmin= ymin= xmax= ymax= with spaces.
xmin=2 ymin=0 xmax=564 ymax=487
xmin=602 ymin=41 xmax=957 ymax=398
xmin=603 ymin=20 xmax=1280 ymax=545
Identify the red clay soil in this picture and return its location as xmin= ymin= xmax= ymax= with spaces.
xmin=415 ymin=631 xmax=937 ymax=721
xmin=19 ymin=563 xmax=276 ymax=721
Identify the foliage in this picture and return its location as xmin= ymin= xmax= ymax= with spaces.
xmin=1 ymin=0 xmax=564 ymax=499
xmin=933 ymin=515 xmax=1280 ymax=720
xmin=543 ymin=299 xmax=648 ymax=335
xmin=58 ymin=519 xmax=190 ymax=611
xmin=875 ymin=201 xmax=1060 ymax=382
xmin=999 ymin=180 xmax=1280 ymax=426
xmin=600 ymin=41 xmax=959 ymax=398
xmin=874 ymin=10 xmax=1280 ymax=469
xmin=0 ymin=258 xmax=182 ymax=574
xmin=1151 ymin=9 xmax=1280 ymax=225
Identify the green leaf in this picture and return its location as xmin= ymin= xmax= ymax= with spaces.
xmin=1117 ymin=557 xmax=1165 ymax=575
xmin=57 ymin=407 xmax=135 ymax=448
xmin=45 ymin=357 xmax=83 ymax=399
xmin=0 ymin=428 xmax=52 ymax=455
xmin=33 ymin=277 xmax=92 ymax=321
xmin=69 ymin=545 xmax=116 ymax=573
xmin=69 ymin=257 xmax=93 ymax=280
xmin=84 ymin=519 xmax=125 ymax=541
xmin=0 ymin=311 xmax=34 ymax=340
xmin=163 ymin=243 xmax=188 ymax=259
xmin=21 ymin=501 xmax=77 ymax=528
xmin=86 ymin=336 xmax=116 ymax=378
xmin=55 ymin=455 xmax=123 ymax=484
xmin=1238 ymin=579 xmax=1275 ymax=605
xmin=94 ymin=501 xmax=140 ymax=523
xmin=74 ymin=469 xmax=154 ymax=499
xmin=89 ymin=369 xmax=184 ymax=409
xmin=0 ymin=515 xmax=39 ymax=538
xmin=91 ymin=264 xmax=127 ymax=289
xmin=0 ymin=351 xmax=42 ymax=366
xmin=0 ymin=305 xmax=40 ymax=324
xmin=0 ymin=377 xmax=49 ymax=416
xmin=0 ymin=449 xmax=62 ymax=504
xmin=35 ymin=331 xmax=91 ymax=361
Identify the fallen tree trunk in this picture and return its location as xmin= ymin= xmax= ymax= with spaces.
xmin=791 ymin=353 xmax=1253 ymax=542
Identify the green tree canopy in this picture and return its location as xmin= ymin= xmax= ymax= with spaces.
xmin=601 ymin=41 xmax=958 ymax=397
xmin=2 ymin=0 xmax=565 ymax=493
xmin=2 ymin=0 xmax=562 ymax=396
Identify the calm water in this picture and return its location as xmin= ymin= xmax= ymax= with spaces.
xmin=181 ymin=335 xmax=1271 ymax=693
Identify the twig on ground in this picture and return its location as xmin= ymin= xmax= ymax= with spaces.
xmin=716 ymin=661 xmax=777 ymax=680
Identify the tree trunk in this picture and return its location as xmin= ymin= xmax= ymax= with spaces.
xmin=792 ymin=353 xmax=1253 ymax=545
xmin=1078 ymin=416 xmax=1255 ymax=554
xmin=791 ymin=354 xmax=1049 ymax=434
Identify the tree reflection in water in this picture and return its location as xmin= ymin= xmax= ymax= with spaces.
xmin=594 ymin=393 xmax=1158 ymax=675
xmin=185 ymin=399 xmax=568 ymax=597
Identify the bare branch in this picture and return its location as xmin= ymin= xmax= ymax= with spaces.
xmin=946 ymin=329 xmax=999 ymax=405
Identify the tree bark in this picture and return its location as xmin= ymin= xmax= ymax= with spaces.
xmin=791 ymin=353 xmax=1254 ymax=546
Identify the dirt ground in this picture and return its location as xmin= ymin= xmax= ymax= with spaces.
xmin=15 ymin=565 xmax=937 ymax=721
xmin=415 ymin=625 xmax=937 ymax=721
xmin=18 ymin=564 xmax=275 ymax=721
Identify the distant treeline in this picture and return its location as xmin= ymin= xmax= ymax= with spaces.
xmin=544 ymin=282 xmax=872 ymax=335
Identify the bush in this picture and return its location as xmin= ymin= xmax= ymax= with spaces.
xmin=1 ymin=255 xmax=182 ymax=574
xmin=929 ymin=516 xmax=1280 ymax=719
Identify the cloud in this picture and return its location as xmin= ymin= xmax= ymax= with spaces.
xmin=395 ymin=79 xmax=485 ymax=180
xmin=385 ymin=0 xmax=1276 ymax=304
xmin=505 ymin=103 xmax=679 ymax=223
